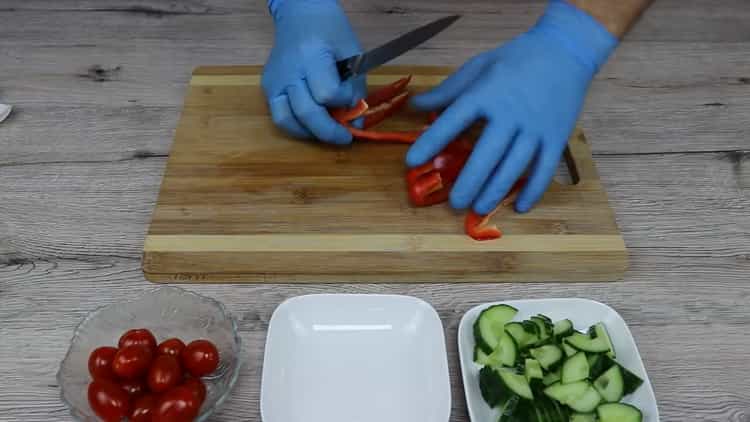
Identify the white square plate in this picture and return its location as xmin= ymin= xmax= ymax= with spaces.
xmin=458 ymin=298 xmax=659 ymax=421
xmin=261 ymin=294 xmax=451 ymax=422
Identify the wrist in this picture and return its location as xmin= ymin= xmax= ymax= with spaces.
xmin=268 ymin=0 xmax=340 ymax=20
xmin=530 ymin=0 xmax=618 ymax=75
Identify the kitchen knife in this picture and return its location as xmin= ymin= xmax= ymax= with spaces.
xmin=336 ymin=15 xmax=460 ymax=81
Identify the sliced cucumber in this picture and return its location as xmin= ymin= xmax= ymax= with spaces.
xmin=481 ymin=332 xmax=519 ymax=368
xmin=597 ymin=403 xmax=643 ymax=422
xmin=525 ymin=358 xmax=543 ymax=381
xmin=563 ymin=342 xmax=578 ymax=357
xmin=562 ymin=352 xmax=590 ymax=384
xmin=589 ymin=323 xmax=616 ymax=359
xmin=567 ymin=384 xmax=602 ymax=413
xmin=474 ymin=346 xmax=490 ymax=365
xmin=497 ymin=395 xmax=521 ymax=421
xmin=565 ymin=332 xmax=611 ymax=354
xmin=479 ymin=365 xmax=508 ymax=407
xmin=505 ymin=322 xmax=538 ymax=350
xmin=543 ymin=381 xmax=588 ymax=404
xmin=570 ymin=413 xmax=596 ymax=422
xmin=474 ymin=304 xmax=519 ymax=353
xmin=594 ymin=364 xmax=625 ymax=402
xmin=537 ymin=314 xmax=553 ymax=324
xmin=587 ymin=353 xmax=608 ymax=379
xmin=542 ymin=368 xmax=561 ymax=386
xmin=530 ymin=316 xmax=552 ymax=341
xmin=529 ymin=344 xmax=564 ymax=371
xmin=620 ymin=363 xmax=644 ymax=395
xmin=497 ymin=368 xmax=534 ymax=400
xmin=552 ymin=319 xmax=574 ymax=337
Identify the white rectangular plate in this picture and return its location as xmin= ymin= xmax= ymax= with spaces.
xmin=458 ymin=298 xmax=659 ymax=421
xmin=261 ymin=294 xmax=451 ymax=422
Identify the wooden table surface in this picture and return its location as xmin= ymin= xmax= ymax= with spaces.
xmin=1 ymin=1 xmax=748 ymax=421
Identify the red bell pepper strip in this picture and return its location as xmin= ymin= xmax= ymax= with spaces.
xmin=330 ymin=99 xmax=368 ymax=124
xmin=464 ymin=178 xmax=527 ymax=241
xmin=405 ymin=137 xmax=473 ymax=206
xmin=363 ymin=91 xmax=410 ymax=129
xmin=364 ymin=76 xmax=411 ymax=107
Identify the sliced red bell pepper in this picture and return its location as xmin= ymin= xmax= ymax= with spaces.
xmin=364 ymin=76 xmax=412 ymax=107
xmin=330 ymin=99 xmax=368 ymax=124
xmin=405 ymin=137 xmax=473 ymax=206
xmin=464 ymin=178 xmax=527 ymax=241
xmin=363 ymin=91 xmax=410 ymax=129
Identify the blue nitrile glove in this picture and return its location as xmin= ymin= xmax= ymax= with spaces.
xmin=405 ymin=0 xmax=618 ymax=213
xmin=262 ymin=0 xmax=366 ymax=145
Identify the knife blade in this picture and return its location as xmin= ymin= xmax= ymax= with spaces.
xmin=337 ymin=14 xmax=460 ymax=81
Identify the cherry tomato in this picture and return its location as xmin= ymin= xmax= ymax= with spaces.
xmin=130 ymin=393 xmax=158 ymax=422
xmin=112 ymin=344 xmax=153 ymax=380
xmin=88 ymin=346 xmax=118 ymax=380
xmin=120 ymin=378 xmax=147 ymax=398
xmin=157 ymin=338 xmax=186 ymax=358
xmin=148 ymin=355 xmax=182 ymax=393
xmin=181 ymin=377 xmax=207 ymax=404
xmin=152 ymin=386 xmax=201 ymax=422
xmin=181 ymin=340 xmax=219 ymax=377
xmin=118 ymin=328 xmax=157 ymax=352
xmin=88 ymin=379 xmax=131 ymax=422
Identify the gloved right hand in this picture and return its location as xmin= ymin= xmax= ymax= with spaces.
xmin=262 ymin=0 xmax=367 ymax=145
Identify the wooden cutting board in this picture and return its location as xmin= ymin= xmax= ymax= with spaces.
xmin=142 ymin=65 xmax=627 ymax=283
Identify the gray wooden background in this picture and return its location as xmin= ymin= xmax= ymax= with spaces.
xmin=1 ymin=0 xmax=749 ymax=421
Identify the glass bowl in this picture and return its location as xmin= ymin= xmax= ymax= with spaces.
xmin=57 ymin=286 xmax=242 ymax=421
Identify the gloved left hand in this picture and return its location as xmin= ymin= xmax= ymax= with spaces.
xmin=262 ymin=0 xmax=366 ymax=145
xmin=405 ymin=0 xmax=618 ymax=214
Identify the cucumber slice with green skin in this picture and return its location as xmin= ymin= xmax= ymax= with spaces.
xmin=525 ymin=358 xmax=544 ymax=381
xmin=589 ymin=323 xmax=616 ymax=359
xmin=543 ymin=381 xmax=589 ymax=404
xmin=594 ymin=364 xmax=625 ymax=402
xmin=479 ymin=365 xmax=513 ymax=407
xmin=529 ymin=344 xmax=564 ymax=371
xmin=481 ymin=332 xmax=518 ymax=368
xmin=542 ymin=368 xmax=561 ymax=386
xmin=565 ymin=332 xmax=612 ymax=354
xmin=552 ymin=319 xmax=574 ymax=337
xmin=497 ymin=368 xmax=534 ymax=400
xmin=567 ymin=384 xmax=603 ymax=413
xmin=474 ymin=304 xmax=519 ymax=353
xmin=537 ymin=314 xmax=553 ymax=324
xmin=597 ymin=356 xmax=644 ymax=395
xmin=570 ymin=413 xmax=596 ymax=422
xmin=587 ymin=353 xmax=608 ymax=379
xmin=563 ymin=342 xmax=578 ymax=357
xmin=562 ymin=352 xmax=590 ymax=384
xmin=497 ymin=395 xmax=521 ymax=421
xmin=530 ymin=316 xmax=552 ymax=341
xmin=505 ymin=322 xmax=539 ymax=350
xmin=474 ymin=346 xmax=490 ymax=365
xmin=597 ymin=403 xmax=643 ymax=422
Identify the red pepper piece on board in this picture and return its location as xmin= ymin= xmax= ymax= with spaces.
xmin=464 ymin=178 xmax=527 ymax=241
xmin=330 ymin=99 xmax=368 ymax=124
xmin=405 ymin=137 xmax=473 ymax=206
xmin=364 ymin=76 xmax=412 ymax=107
xmin=363 ymin=91 xmax=410 ymax=129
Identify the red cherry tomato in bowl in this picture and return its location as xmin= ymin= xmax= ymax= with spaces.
xmin=88 ymin=379 xmax=131 ymax=422
xmin=130 ymin=393 xmax=158 ymax=422
xmin=88 ymin=346 xmax=118 ymax=380
xmin=182 ymin=377 xmax=207 ymax=404
xmin=118 ymin=328 xmax=157 ymax=352
xmin=119 ymin=378 xmax=147 ymax=399
xmin=152 ymin=386 xmax=201 ymax=422
xmin=148 ymin=355 xmax=182 ymax=393
xmin=182 ymin=340 xmax=220 ymax=377
xmin=157 ymin=338 xmax=186 ymax=358
xmin=112 ymin=345 xmax=153 ymax=380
